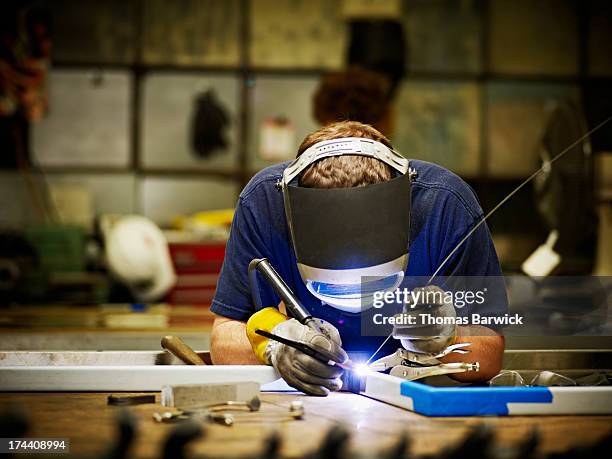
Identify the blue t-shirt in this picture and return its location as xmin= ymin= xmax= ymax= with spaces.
xmin=211 ymin=160 xmax=506 ymax=358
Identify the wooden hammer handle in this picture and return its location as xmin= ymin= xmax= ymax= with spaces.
xmin=161 ymin=335 xmax=206 ymax=365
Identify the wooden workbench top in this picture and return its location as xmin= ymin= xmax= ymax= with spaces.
xmin=1 ymin=392 xmax=611 ymax=458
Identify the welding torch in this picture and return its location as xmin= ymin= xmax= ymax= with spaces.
xmin=249 ymin=258 xmax=354 ymax=371
xmin=249 ymin=258 xmax=323 ymax=333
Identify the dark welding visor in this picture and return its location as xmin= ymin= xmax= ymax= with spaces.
xmin=281 ymin=137 xmax=412 ymax=312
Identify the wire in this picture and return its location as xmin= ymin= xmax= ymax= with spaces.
xmin=427 ymin=113 xmax=612 ymax=285
xmin=365 ymin=114 xmax=612 ymax=367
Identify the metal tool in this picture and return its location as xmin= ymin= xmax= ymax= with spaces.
xmin=206 ymin=396 xmax=261 ymax=412
xmin=249 ymin=258 xmax=323 ymax=333
xmin=161 ymin=335 xmax=206 ymax=365
xmin=368 ymin=342 xmax=472 ymax=372
xmin=230 ymin=400 xmax=305 ymax=422
xmin=153 ymin=410 xmax=234 ymax=426
xmin=254 ymin=329 xmax=354 ymax=371
xmin=153 ymin=399 xmax=303 ymax=426
xmin=107 ymin=394 xmax=156 ymax=406
xmin=368 ymin=342 xmax=478 ymax=381
xmin=390 ymin=362 xmax=479 ymax=380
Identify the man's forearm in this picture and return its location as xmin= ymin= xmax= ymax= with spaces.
xmin=439 ymin=326 xmax=504 ymax=382
xmin=210 ymin=317 xmax=260 ymax=365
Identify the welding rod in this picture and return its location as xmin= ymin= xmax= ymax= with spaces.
xmin=255 ymin=329 xmax=354 ymax=371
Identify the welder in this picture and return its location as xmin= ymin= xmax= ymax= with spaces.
xmin=210 ymin=121 xmax=506 ymax=396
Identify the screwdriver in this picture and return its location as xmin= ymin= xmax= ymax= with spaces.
xmin=254 ymin=329 xmax=354 ymax=371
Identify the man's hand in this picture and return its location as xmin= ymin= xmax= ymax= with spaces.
xmin=392 ymin=285 xmax=456 ymax=355
xmin=389 ymin=285 xmax=504 ymax=381
xmin=266 ymin=318 xmax=347 ymax=396
xmin=245 ymin=307 xmax=347 ymax=396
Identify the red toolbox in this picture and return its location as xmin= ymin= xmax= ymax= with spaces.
xmin=166 ymin=242 xmax=226 ymax=306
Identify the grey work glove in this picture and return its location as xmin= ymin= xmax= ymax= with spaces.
xmin=266 ymin=318 xmax=348 ymax=396
xmin=392 ymin=285 xmax=456 ymax=355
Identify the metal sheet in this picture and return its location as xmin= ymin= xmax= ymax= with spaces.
xmin=0 ymin=365 xmax=291 ymax=392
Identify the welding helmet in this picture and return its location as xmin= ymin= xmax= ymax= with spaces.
xmin=281 ymin=137 xmax=412 ymax=313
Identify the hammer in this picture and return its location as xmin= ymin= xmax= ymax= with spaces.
xmin=161 ymin=335 xmax=206 ymax=365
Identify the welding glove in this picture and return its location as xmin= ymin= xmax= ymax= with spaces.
xmin=246 ymin=307 xmax=347 ymax=396
xmin=391 ymin=285 xmax=456 ymax=355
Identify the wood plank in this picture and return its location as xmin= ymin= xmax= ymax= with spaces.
xmin=0 ymin=392 xmax=610 ymax=458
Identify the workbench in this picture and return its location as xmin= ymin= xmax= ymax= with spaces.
xmin=2 ymin=392 xmax=611 ymax=458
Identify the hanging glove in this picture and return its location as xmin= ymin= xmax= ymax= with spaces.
xmin=246 ymin=307 xmax=348 ymax=396
xmin=391 ymin=285 xmax=456 ymax=355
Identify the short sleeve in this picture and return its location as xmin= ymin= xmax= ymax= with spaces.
xmin=211 ymin=197 xmax=279 ymax=321
xmin=436 ymin=195 xmax=509 ymax=325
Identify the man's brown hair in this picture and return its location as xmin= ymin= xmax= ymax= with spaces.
xmin=297 ymin=121 xmax=394 ymax=189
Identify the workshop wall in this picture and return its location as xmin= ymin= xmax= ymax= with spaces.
xmin=0 ymin=0 xmax=610 ymax=273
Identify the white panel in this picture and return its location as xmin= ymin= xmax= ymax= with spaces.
xmin=249 ymin=75 xmax=320 ymax=170
xmin=363 ymin=372 xmax=414 ymax=410
xmin=33 ymin=70 xmax=130 ymax=167
xmin=508 ymin=387 xmax=612 ymax=415
xmin=142 ymin=73 xmax=239 ymax=169
xmin=141 ymin=177 xmax=238 ymax=226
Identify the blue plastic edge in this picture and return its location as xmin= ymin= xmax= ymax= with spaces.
xmin=399 ymin=381 xmax=553 ymax=416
